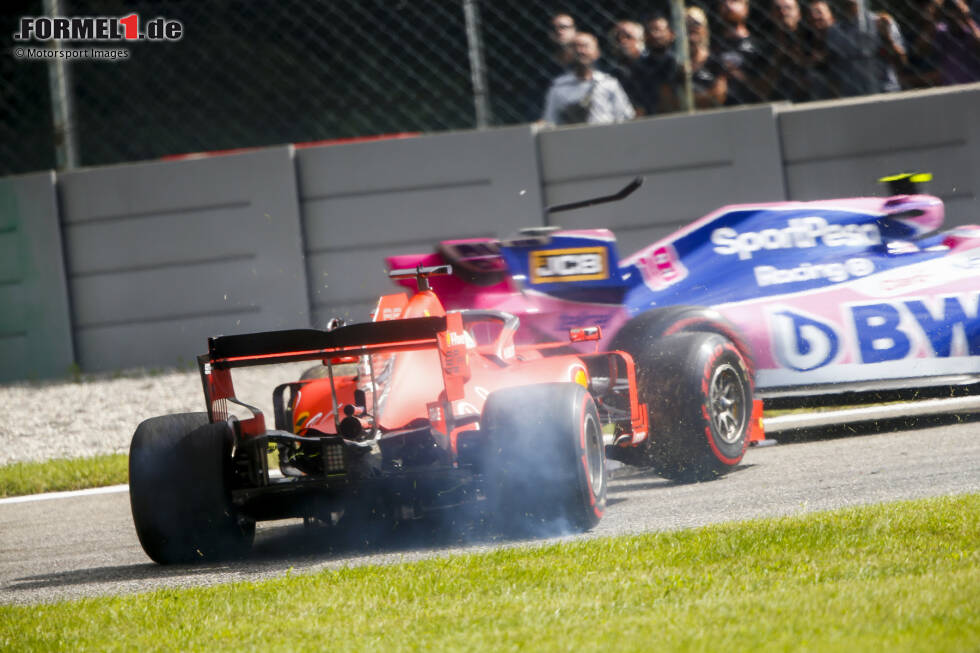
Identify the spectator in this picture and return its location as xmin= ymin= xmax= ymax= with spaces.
xmin=804 ymin=0 xmax=838 ymax=98
xmin=903 ymin=0 xmax=945 ymax=88
xmin=765 ymin=0 xmax=811 ymax=101
xmin=512 ymin=12 xmax=579 ymax=123
xmin=713 ymin=0 xmax=768 ymax=104
xmin=636 ymin=14 xmax=679 ymax=115
xmin=913 ymin=0 xmax=980 ymax=85
xmin=606 ymin=20 xmax=648 ymax=113
xmin=507 ymin=12 xmax=580 ymax=124
xmin=541 ymin=32 xmax=636 ymax=125
xmin=547 ymin=12 xmax=578 ymax=75
xmin=661 ymin=7 xmax=727 ymax=110
xmin=826 ymin=0 xmax=907 ymax=95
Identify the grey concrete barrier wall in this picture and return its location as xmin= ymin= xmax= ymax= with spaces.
xmin=0 ymin=172 xmax=74 ymax=382
xmin=536 ymin=104 xmax=787 ymax=256
xmin=777 ymin=83 xmax=980 ymax=227
xmin=57 ymin=146 xmax=308 ymax=372
xmin=296 ymin=126 xmax=545 ymax=327
xmin=3 ymin=85 xmax=978 ymax=380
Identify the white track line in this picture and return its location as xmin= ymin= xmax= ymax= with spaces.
xmin=1 ymin=470 xmax=288 ymax=506
xmin=0 ymin=484 xmax=128 ymax=505
xmin=764 ymin=395 xmax=980 ymax=432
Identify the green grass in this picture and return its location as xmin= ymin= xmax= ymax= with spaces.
xmin=1 ymin=494 xmax=977 ymax=651
xmin=0 ymin=454 xmax=129 ymax=498
xmin=0 ymin=451 xmax=283 ymax=498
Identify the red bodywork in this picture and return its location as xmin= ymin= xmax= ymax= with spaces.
xmin=200 ymin=278 xmax=650 ymax=463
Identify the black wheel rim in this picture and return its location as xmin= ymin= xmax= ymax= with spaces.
xmin=709 ymin=363 xmax=747 ymax=444
xmin=583 ymin=412 xmax=604 ymax=496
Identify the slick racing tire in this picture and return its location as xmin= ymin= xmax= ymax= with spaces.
xmin=129 ymin=413 xmax=255 ymax=564
xmin=633 ymin=333 xmax=752 ymax=482
xmin=611 ymin=305 xmax=754 ymax=377
xmin=482 ymin=383 xmax=606 ymax=532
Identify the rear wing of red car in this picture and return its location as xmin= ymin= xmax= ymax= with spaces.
xmin=205 ymin=316 xmax=448 ymax=366
xmin=199 ymin=314 xmax=470 ymax=433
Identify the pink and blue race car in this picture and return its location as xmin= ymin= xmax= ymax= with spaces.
xmin=386 ymin=174 xmax=980 ymax=474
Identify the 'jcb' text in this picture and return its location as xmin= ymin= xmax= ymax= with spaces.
xmin=530 ymin=247 xmax=608 ymax=283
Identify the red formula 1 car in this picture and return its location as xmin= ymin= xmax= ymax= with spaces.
xmin=129 ymin=266 xmax=668 ymax=564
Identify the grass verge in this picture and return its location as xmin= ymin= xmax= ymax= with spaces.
xmin=0 ymin=454 xmax=128 ymax=498
xmin=1 ymin=494 xmax=977 ymax=651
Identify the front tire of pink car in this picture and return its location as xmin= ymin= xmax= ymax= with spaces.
xmin=614 ymin=314 xmax=754 ymax=482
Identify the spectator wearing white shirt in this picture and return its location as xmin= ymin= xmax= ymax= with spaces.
xmin=541 ymin=32 xmax=636 ymax=125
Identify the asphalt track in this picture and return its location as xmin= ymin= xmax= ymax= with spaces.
xmin=1 ymin=416 xmax=978 ymax=605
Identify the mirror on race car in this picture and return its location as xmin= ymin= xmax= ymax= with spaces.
xmin=388 ymin=264 xmax=452 ymax=291
xmin=569 ymin=326 xmax=602 ymax=342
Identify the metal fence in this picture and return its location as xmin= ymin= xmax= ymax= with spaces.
xmin=2 ymin=0 xmax=979 ymax=176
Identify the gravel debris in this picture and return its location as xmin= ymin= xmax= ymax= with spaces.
xmin=0 ymin=363 xmax=312 ymax=466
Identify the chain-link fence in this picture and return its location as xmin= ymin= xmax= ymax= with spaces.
xmin=2 ymin=0 xmax=979 ymax=176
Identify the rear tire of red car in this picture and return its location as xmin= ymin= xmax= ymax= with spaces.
xmin=482 ymin=383 xmax=606 ymax=532
xmin=129 ymin=413 xmax=255 ymax=564
xmin=632 ymin=333 xmax=752 ymax=482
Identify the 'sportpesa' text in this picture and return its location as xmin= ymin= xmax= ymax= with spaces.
xmin=712 ymin=217 xmax=882 ymax=260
